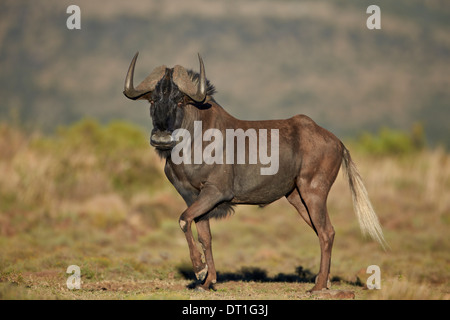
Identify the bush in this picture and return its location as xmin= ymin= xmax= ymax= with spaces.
xmin=43 ymin=119 xmax=163 ymax=197
xmin=354 ymin=123 xmax=426 ymax=156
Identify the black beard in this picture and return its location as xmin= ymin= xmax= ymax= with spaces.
xmin=154 ymin=147 xmax=172 ymax=159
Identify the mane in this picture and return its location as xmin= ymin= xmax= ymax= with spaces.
xmin=186 ymin=69 xmax=217 ymax=97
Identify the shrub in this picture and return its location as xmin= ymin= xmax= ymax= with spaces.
xmin=354 ymin=123 xmax=426 ymax=156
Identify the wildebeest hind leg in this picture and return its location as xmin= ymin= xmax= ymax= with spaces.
xmin=286 ymin=188 xmax=315 ymax=232
xmin=298 ymin=180 xmax=335 ymax=292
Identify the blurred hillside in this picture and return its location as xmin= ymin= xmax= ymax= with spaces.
xmin=0 ymin=0 xmax=449 ymax=147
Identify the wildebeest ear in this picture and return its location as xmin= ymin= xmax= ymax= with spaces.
xmin=123 ymin=51 xmax=167 ymax=100
xmin=172 ymin=54 xmax=206 ymax=102
xmin=173 ymin=65 xmax=197 ymax=99
xmin=135 ymin=65 xmax=167 ymax=95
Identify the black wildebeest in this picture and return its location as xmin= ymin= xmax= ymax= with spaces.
xmin=123 ymin=53 xmax=386 ymax=292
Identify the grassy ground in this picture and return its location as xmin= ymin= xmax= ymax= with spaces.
xmin=0 ymin=120 xmax=448 ymax=300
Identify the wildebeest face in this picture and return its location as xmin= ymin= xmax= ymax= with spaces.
xmin=148 ymin=70 xmax=185 ymax=150
xmin=123 ymin=52 xmax=207 ymax=151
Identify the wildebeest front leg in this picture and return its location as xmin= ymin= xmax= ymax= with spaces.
xmin=195 ymin=219 xmax=217 ymax=290
xmin=178 ymin=184 xmax=231 ymax=289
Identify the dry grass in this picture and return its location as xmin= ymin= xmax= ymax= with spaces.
xmin=0 ymin=121 xmax=448 ymax=300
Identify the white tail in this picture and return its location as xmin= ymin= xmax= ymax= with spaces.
xmin=342 ymin=147 xmax=388 ymax=250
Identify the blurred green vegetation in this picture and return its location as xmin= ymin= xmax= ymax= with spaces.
xmin=351 ymin=123 xmax=426 ymax=156
xmin=31 ymin=119 xmax=163 ymax=200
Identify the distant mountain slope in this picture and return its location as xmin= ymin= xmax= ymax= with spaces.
xmin=0 ymin=0 xmax=448 ymax=146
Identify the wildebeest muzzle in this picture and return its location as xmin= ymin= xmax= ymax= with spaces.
xmin=150 ymin=130 xmax=176 ymax=150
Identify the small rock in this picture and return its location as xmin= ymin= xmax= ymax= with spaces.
xmin=310 ymin=289 xmax=355 ymax=299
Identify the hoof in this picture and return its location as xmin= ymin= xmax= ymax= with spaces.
xmin=195 ymin=265 xmax=208 ymax=282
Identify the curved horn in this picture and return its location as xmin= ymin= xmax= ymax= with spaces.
xmin=195 ymin=53 xmax=207 ymax=102
xmin=123 ymin=52 xmax=145 ymax=100
xmin=172 ymin=54 xmax=207 ymax=102
xmin=123 ymin=52 xmax=166 ymax=100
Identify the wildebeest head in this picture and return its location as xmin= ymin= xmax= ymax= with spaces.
xmin=123 ymin=52 xmax=210 ymax=151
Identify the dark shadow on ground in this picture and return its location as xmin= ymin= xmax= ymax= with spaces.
xmin=177 ymin=264 xmax=364 ymax=289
